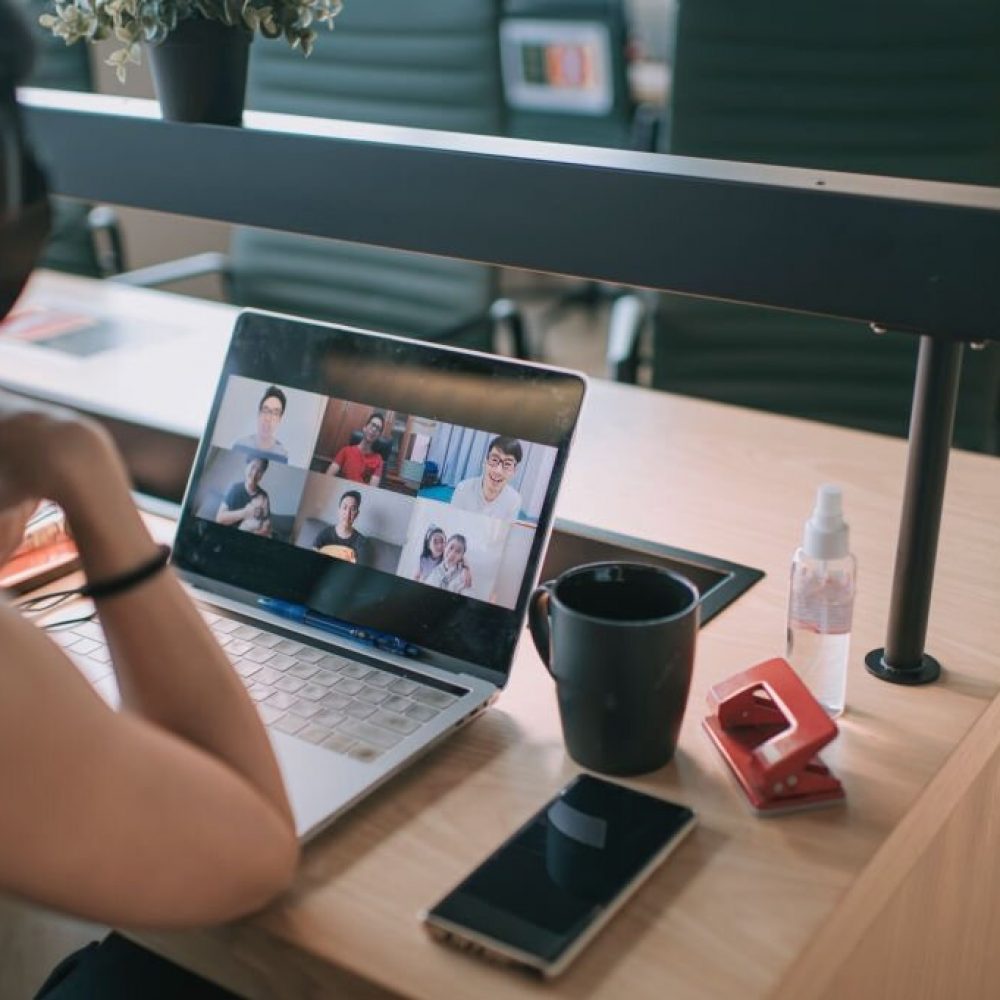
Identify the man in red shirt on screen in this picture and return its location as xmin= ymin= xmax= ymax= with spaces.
xmin=326 ymin=411 xmax=385 ymax=486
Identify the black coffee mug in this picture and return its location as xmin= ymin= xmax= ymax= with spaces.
xmin=529 ymin=561 xmax=700 ymax=776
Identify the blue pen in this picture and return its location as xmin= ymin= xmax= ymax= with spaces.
xmin=257 ymin=597 xmax=371 ymax=641
xmin=257 ymin=598 xmax=419 ymax=657
xmin=257 ymin=597 xmax=307 ymax=621
xmin=371 ymin=632 xmax=422 ymax=658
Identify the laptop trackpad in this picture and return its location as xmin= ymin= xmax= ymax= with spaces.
xmin=271 ymin=731 xmax=390 ymax=840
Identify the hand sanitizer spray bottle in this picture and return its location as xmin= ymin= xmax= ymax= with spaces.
xmin=786 ymin=484 xmax=856 ymax=717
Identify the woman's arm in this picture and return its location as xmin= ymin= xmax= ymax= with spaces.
xmin=0 ymin=393 xmax=297 ymax=926
xmin=0 ymin=611 xmax=296 ymax=926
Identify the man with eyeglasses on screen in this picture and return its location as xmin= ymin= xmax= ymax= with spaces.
xmin=450 ymin=435 xmax=523 ymax=521
xmin=233 ymin=384 xmax=290 ymax=463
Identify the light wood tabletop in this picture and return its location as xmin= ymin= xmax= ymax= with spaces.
xmin=7 ymin=274 xmax=1000 ymax=999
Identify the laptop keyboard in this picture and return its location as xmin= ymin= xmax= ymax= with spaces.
xmin=53 ymin=609 xmax=461 ymax=764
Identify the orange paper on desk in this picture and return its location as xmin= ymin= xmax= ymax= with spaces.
xmin=0 ymin=504 xmax=79 ymax=593
xmin=0 ymin=539 xmax=79 ymax=593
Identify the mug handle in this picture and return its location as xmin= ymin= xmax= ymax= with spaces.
xmin=528 ymin=581 xmax=556 ymax=678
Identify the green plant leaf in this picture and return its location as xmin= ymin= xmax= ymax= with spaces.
xmin=40 ymin=0 xmax=345 ymax=79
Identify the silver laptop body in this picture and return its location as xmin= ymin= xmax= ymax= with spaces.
xmin=117 ymin=310 xmax=587 ymax=841
xmin=181 ymin=583 xmax=502 ymax=840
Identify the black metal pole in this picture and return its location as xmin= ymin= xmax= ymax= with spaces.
xmin=866 ymin=335 xmax=964 ymax=685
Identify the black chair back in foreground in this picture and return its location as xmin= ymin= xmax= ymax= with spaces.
xmin=642 ymin=3 xmax=1000 ymax=452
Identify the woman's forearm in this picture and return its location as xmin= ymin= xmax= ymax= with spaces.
xmin=0 ymin=392 xmax=297 ymax=922
xmin=54 ymin=426 xmax=294 ymax=828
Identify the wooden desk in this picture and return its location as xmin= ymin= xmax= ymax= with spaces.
xmin=9 ymin=275 xmax=1000 ymax=999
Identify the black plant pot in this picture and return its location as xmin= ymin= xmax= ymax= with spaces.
xmin=147 ymin=18 xmax=252 ymax=125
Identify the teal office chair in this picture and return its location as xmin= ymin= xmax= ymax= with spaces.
xmin=233 ymin=0 xmax=525 ymax=355
xmin=20 ymin=0 xmax=123 ymax=277
xmin=615 ymin=3 xmax=1000 ymax=453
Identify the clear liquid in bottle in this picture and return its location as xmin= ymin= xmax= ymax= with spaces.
xmin=786 ymin=485 xmax=856 ymax=718
xmin=786 ymin=560 xmax=855 ymax=717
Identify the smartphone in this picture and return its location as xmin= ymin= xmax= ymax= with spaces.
xmin=421 ymin=774 xmax=696 ymax=978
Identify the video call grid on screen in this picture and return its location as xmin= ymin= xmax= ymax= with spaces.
xmin=172 ymin=314 xmax=585 ymax=676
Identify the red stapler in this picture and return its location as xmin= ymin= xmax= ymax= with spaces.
xmin=702 ymin=657 xmax=845 ymax=815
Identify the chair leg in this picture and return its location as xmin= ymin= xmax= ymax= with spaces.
xmin=87 ymin=205 xmax=126 ymax=277
xmin=490 ymin=297 xmax=532 ymax=360
xmin=606 ymin=292 xmax=649 ymax=382
xmin=506 ymin=307 xmax=531 ymax=361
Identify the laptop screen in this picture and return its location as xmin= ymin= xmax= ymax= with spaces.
xmin=172 ymin=312 xmax=586 ymax=678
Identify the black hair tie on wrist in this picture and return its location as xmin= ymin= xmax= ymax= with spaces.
xmin=80 ymin=544 xmax=171 ymax=600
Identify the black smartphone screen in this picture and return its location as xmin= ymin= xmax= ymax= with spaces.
xmin=425 ymin=775 xmax=695 ymax=974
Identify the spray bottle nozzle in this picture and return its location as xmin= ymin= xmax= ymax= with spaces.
xmin=803 ymin=484 xmax=849 ymax=559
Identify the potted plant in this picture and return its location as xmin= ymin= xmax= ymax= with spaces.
xmin=39 ymin=0 xmax=344 ymax=125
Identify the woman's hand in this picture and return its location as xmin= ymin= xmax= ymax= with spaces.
xmin=0 ymin=391 xmax=115 ymax=565
xmin=0 ymin=390 xmax=118 ymax=512
xmin=0 ymin=390 xmax=148 ymax=584
xmin=0 ymin=499 xmax=37 ymax=566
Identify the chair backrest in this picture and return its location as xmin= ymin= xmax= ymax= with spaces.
xmin=348 ymin=430 xmax=392 ymax=462
xmin=663 ymin=5 xmax=1000 ymax=184
xmin=653 ymin=2 xmax=1000 ymax=453
xmin=499 ymin=0 xmax=634 ymax=148
xmin=20 ymin=0 xmax=103 ymax=277
xmin=232 ymin=0 xmax=504 ymax=348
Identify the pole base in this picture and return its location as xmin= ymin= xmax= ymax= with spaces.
xmin=865 ymin=648 xmax=941 ymax=685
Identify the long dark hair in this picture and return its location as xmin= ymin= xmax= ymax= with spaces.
xmin=0 ymin=1 xmax=50 ymax=323
xmin=420 ymin=524 xmax=444 ymax=560
xmin=0 ymin=1 xmax=36 ymax=88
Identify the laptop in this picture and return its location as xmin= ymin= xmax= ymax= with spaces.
xmin=64 ymin=310 xmax=586 ymax=840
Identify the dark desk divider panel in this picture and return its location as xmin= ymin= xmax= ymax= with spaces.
xmin=20 ymin=90 xmax=1000 ymax=343
xmin=17 ymin=89 xmax=1000 ymax=684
